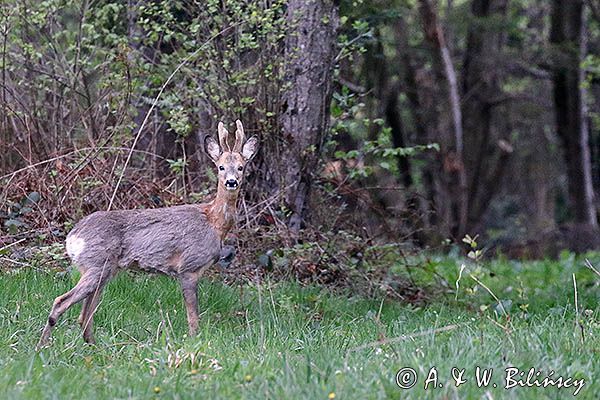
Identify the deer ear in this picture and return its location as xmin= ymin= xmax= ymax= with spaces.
xmin=204 ymin=136 xmax=221 ymax=163
xmin=241 ymin=136 xmax=259 ymax=161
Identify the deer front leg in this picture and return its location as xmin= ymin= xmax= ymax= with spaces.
xmin=179 ymin=273 xmax=199 ymax=336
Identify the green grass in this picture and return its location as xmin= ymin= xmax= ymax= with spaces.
xmin=1 ymin=254 xmax=600 ymax=399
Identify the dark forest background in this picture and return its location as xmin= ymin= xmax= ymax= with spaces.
xmin=2 ymin=0 xmax=600 ymax=259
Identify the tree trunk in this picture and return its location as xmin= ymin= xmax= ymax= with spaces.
xmin=392 ymin=19 xmax=439 ymax=231
xmin=417 ymin=0 xmax=468 ymax=238
xmin=591 ymin=83 xmax=600 ymax=197
xmin=550 ymin=0 xmax=598 ymax=235
xmin=462 ymin=0 xmax=510 ymax=231
xmin=384 ymin=89 xmax=413 ymax=188
xmin=279 ymin=0 xmax=339 ymax=234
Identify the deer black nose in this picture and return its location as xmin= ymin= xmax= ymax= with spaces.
xmin=225 ymin=179 xmax=238 ymax=189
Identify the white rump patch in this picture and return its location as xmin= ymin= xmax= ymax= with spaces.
xmin=66 ymin=235 xmax=85 ymax=259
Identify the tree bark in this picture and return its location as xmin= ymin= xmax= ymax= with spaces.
xmin=418 ymin=0 xmax=468 ymax=238
xmin=550 ymin=0 xmax=598 ymax=231
xmin=279 ymin=0 xmax=339 ymax=234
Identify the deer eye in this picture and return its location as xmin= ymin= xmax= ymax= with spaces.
xmin=237 ymin=166 xmax=243 ymax=171
xmin=219 ymin=166 xmax=225 ymax=171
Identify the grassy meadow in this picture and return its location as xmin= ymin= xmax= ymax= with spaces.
xmin=1 ymin=252 xmax=599 ymax=399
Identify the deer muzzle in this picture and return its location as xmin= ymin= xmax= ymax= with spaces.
xmin=225 ymin=179 xmax=238 ymax=190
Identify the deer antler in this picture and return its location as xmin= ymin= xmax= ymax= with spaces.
xmin=233 ymin=120 xmax=245 ymax=152
xmin=218 ymin=122 xmax=231 ymax=151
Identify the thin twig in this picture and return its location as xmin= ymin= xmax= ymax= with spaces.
xmin=348 ymin=324 xmax=461 ymax=354
xmin=573 ymin=273 xmax=579 ymax=317
xmin=0 ymin=147 xmax=166 ymax=181
xmin=573 ymin=273 xmax=585 ymax=344
xmin=0 ymin=238 xmax=26 ymax=252
xmin=455 ymin=263 xmax=465 ymax=301
xmin=485 ymin=315 xmax=514 ymax=348
xmin=344 ymin=324 xmax=461 ymax=369
xmin=256 ymin=273 xmax=266 ymax=356
xmin=584 ymin=259 xmax=600 ymax=279
xmin=469 ymin=274 xmax=515 ymax=332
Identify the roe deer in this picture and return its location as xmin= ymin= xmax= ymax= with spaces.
xmin=37 ymin=120 xmax=258 ymax=348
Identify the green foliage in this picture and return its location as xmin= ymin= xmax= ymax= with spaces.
xmin=166 ymin=158 xmax=187 ymax=175
xmin=0 ymin=192 xmax=41 ymax=233
xmin=331 ymin=116 xmax=439 ymax=179
xmin=0 ymin=0 xmax=289 ymax=180
xmin=167 ymin=105 xmax=192 ymax=139
xmin=582 ymin=54 xmax=600 ymax=90
xmin=336 ymin=17 xmax=372 ymax=64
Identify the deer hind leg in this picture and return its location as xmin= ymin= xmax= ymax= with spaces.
xmin=78 ymin=284 xmax=105 ymax=344
xmin=77 ymin=298 xmax=88 ymax=327
xmin=37 ymin=270 xmax=107 ymax=349
xmin=79 ymin=265 xmax=114 ymax=344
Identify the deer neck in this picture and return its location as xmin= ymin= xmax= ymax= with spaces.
xmin=204 ymin=184 xmax=238 ymax=240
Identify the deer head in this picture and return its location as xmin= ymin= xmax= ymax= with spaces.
xmin=204 ymin=120 xmax=259 ymax=192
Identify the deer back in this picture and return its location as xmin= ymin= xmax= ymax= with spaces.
xmin=66 ymin=205 xmax=221 ymax=276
